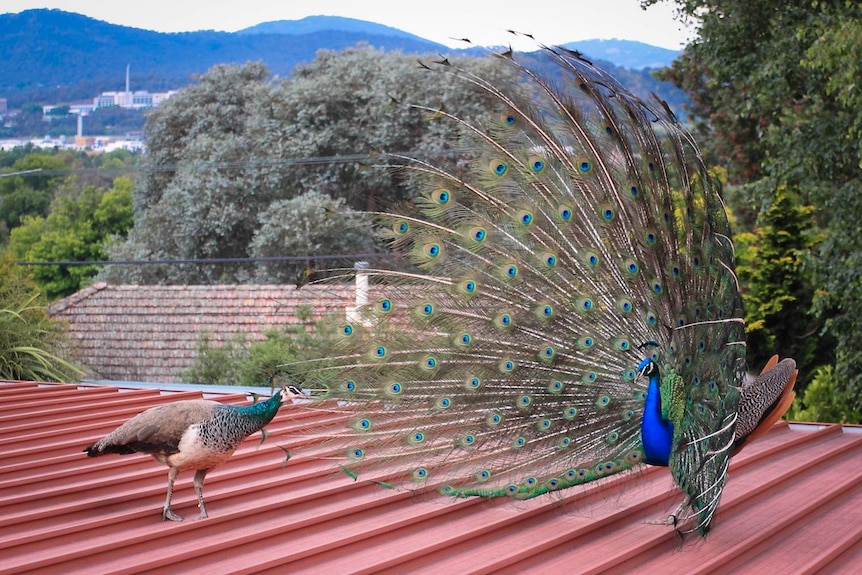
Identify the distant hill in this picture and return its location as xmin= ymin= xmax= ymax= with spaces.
xmin=0 ymin=9 xmax=687 ymax=113
xmin=238 ymin=15 xmax=431 ymax=44
xmin=0 ymin=9 xmax=449 ymax=107
xmin=562 ymin=39 xmax=681 ymax=70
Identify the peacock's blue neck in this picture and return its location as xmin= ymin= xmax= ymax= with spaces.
xmin=641 ymin=367 xmax=674 ymax=467
xmin=231 ymin=390 xmax=283 ymax=425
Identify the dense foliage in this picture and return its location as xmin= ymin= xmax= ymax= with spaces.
xmin=0 ymin=253 xmax=82 ymax=381
xmin=644 ymin=0 xmax=862 ymax=420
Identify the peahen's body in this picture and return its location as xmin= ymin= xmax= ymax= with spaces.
xmin=84 ymin=385 xmax=306 ymax=521
xmin=302 ymin=42 xmax=797 ymax=536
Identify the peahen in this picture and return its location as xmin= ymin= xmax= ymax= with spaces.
xmin=301 ymin=42 xmax=798 ymax=536
xmin=84 ymin=384 xmax=307 ymax=521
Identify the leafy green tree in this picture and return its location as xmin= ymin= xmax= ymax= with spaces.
xmin=0 ymin=153 xmax=68 ymax=231
xmin=644 ymin=0 xmax=862 ymax=421
xmin=0 ymin=253 xmax=82 ymax=381
xmin=250 ymin=191 xmax=374 ymax=284
xmin=9 ymin=176 xmax=133 ymax=299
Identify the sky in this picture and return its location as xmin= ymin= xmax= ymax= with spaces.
xmin=3 ymin=0 xmax=697 ymax=50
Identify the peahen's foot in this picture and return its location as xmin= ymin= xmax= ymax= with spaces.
xmin=196 ymin=510 xmax=208 ymax=520
xmin=162 ymin=507 xmax=184 ymax=522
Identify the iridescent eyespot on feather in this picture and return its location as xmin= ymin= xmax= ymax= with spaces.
xmin=622 ymin=259 xmax=640 ymax=275
xmin=490 ymin=159 xmax=508 ymax=175
xmin=348 ymin=448 xmax=364 ymax=461
xmin=614 ymin=338 xmax=631 ymax=352
xmin=539 ymin=346 xmax=556 ymax=361
xmin=606 ymin=431 xmax=620 ymax=443
xmin=578 ymin=336 xmax=595 ymax=349
xmin=500 ymin=264 xmax=518 ymax=279
xmin=547 ymin=478 xmax=560 ymax=490
xmin=386 ymin=382 xmax=403 ymax=395
xmin=339 ymin=324 xmax=354 ymax=337
xmin=431 ymin=188 xmax=450 ymax=204
xmin=436 ymin=397 xmax=451 ymax=409
xmin=423 ymin=243 xmax=442 ymax=258
xmin=512 ymin=437 xmax=526 ymax=449
xmin=374 ymin=298 xmax=392 ymax=313
xmin=536 ymin=418 xmax=552 ymax=431
xmin=457 ymin=279 xmax=477 ymax=295
xmin=465 ymin=376 xmax=482 ymax=390
xmin=557 ymin=204 xmax=573 ymax=221
xmin=371 ymin=346 xmax=387 ymax=359
xmin=477 ymin=469 xmax=491 ymax=482
xmin=622 ymin=368 xmax=637 ymax=380
xmin=408 ymin=431 xmax=425 ymax=444
xmin=644 ymin=229 xmax=658 ymax=246
xmin=455 ymin=333 xmax=473 ymax=347
xmin=564 ymin=406 xmax=578 ymax=420
xmin=487 ymin=412 xmax=502 ymax=425
xmin=540 ymin=252 xmax=557 ymax=268
xmin=599 ymin=204 xmax=615 ymax=222
xmin=416 ymin=302 xmax=434 ymax=317
xmin=644 ymin=309 xmax=658 ymax=327
xmin=535 ymin=304 xmax=554 ymax=319
xmin=501 ymin=112 xmax=516 ymax=125
xmin=596 ymin=395 xmax=611 ymax=408
xmin=342 ymin=380 xmax=356 ymax=392
xmin=494 ymin=312 xmax=513 ymax=329
xmin=517 ymin=210 xmax=534 ymax=226
xmin=548 ymin=380 xmax=563 ymax=394
xmin=528 ymin=156 xmax=545 ymax=172
xmin=629 ymin=185 xmax=639 ymax=198
xmin=578 ymin=160 xmax=592 ymax=173
xmin=616 ymin=298 xmax=633 ymax=314
xmin=622 ymin=409 xmax=635 ymax=421
xmin=393 ymin=220 xmax=410 ymax=235
xmin=468 ymin=227 xmax=487 ymax=243
xmin=413 ymin=468 xmax=428 ymax=480
xmin=420 ymin=356 xmax=438 ymax=371
xmin=583 ymin=251 xmax=600 ymax=268
xmin=517 ymin=395 xmax=531 ymax=408
xmin=558 ymin=437 xmax=571 ymax=449
xmin=577 ymin=297 xmax=594 ymax=312
xmin=352 ymin=418 xmax=372 ymax=432
xmin=498 ymin=359 xmax=516 ymax=373
xmin=460 ymin=434 xmax=476 ymax=447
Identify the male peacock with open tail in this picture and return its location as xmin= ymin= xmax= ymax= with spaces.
xmin=298 ymin=40 xmax=797 ymax=536
xmin=84 ymin=384 xmax=307 ymax=521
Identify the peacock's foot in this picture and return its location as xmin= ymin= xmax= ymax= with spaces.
xmin=162 ymin=507 xmax=184 ymax=522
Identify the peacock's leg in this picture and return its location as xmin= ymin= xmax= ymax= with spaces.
xmin=193 ymin=469 xmax=209 ymax=520
xmin=162 ymin=467 xmax=183 ymax=522
xmin=644 ymin=500 xmax=687 ymax=528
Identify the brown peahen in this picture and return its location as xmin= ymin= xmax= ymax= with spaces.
xmin=299 ymin=41 xmax=798 ymax=536
xmin=84 ymin=384 xmax=307 ymax=521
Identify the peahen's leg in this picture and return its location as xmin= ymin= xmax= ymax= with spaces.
xmin=193 ymin=469 xmax=209 ymax=520
xmin=162 ymin=467 xmax=183 ymax=522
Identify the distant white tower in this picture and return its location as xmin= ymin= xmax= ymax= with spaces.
xmin=125 ymin=64 xmax=130 ymax=94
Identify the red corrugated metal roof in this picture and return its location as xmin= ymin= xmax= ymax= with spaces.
xmin=2 ymin=380 xmax=862 ymax=574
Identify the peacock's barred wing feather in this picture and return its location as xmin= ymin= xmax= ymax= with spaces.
xmin=305 ymin=45 xmax=747 ymax=535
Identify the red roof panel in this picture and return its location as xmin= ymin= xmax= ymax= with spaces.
xmin=2 ymin=381 xmax=861 ymax=574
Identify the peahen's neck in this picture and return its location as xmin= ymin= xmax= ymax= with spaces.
xmin=641 ymin=370 xmax=674 ymax=466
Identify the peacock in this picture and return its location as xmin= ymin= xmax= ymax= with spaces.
xmin=299 ymin=41 xmax=798 ymax=536
xmin=84 ymin=384 xmax=307 ymax=521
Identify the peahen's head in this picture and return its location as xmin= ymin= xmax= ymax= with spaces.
xmin=280 ymin=384 xmax=310 ymax=402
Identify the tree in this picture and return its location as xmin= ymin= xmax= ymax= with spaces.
xmin=642 ymin=0 xmax=862 ymax=420
xmin=107 ymin=48 xmax=511 ymax=285
xmin=9 ymin=176 xmax=133 ymax=299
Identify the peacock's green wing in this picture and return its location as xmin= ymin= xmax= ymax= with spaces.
xmin=304 ymin=45 xmax=745 ymax=528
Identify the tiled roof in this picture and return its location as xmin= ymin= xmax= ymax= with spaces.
xmin=48 ymin=283 xmax=356 ymax=383
xmin=3 ymin=380 xmax=862 ymax=574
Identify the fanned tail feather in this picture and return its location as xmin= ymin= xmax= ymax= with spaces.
xmin=295 ymin=41 xmax=777 ymax=536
